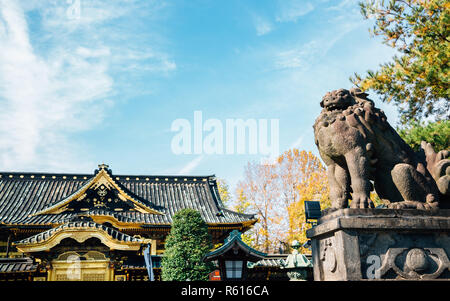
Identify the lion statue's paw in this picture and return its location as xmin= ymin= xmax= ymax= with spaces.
xmin=350 ymin=194 xmax=375 ymax=209
xmin=387 ymin=200 xmax=439 ymax=210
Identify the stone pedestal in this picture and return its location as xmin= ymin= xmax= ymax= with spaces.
xmin=306 ymin=209 xmax=450 ymax=280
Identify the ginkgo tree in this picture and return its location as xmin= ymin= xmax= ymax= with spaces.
xmin=234 ymin=161 xmax=280 ymax=253
xmin=233 ymin=149 xmax=331 ymax=254
xmin=216 ymin=178 xmax=231 ymax=207
xmin=275 ymin=149 xmax=330 ymax=252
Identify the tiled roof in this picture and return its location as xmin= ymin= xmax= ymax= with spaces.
xmin=13 ymin=221 xmax=142 ymax=245
xmin=32 ymin=166 xmax=166 ymax=216
xmin=0 ymin=258 xmax=37 ymax=273
xmin=204 ymin=230 xmax=267 ymax=262
xmin=0 ymin=168 xmax=256 ymax=227
xmin=248 ymin=254 xmax=288 ymax=268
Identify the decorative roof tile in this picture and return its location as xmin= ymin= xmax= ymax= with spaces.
xmin=13 ymin=221 xmax=142 ymax=246
xmin=248 ymin=254 xmax=288 ymax=268
xmin=0 ymin=166 xmax=256 ymax=227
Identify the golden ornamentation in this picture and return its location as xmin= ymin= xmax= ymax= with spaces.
xmin=49 ymin=251 xmax=113 ymax=281
xmin=32 ymin=167 xmax=163 ymax=216
xmin=14 ymin=226 xmax=144 ymax=253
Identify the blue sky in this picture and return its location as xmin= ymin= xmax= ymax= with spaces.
xmin=0 ymin=0 xmax=399 ymax=193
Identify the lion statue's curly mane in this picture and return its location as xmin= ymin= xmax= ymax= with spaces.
xmin=313 ymin=88 xmax=449 ymax=210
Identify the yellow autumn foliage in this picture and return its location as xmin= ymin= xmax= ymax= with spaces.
xmin=233 ymin=149 xmax=331 ymax=254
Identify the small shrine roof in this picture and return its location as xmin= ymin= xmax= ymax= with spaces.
xmin=204 ymin=230 xmax=267 ymax=263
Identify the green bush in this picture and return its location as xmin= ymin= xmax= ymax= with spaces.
xmin=161 ymin=209 xmax=214 ymax=281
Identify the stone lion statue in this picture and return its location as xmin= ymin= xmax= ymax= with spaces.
xmin=313 ymin=88 xmax=449 ymax=210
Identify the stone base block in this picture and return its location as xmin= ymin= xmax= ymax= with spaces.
xmin=306 ymin=209 xmax=450 ymax=280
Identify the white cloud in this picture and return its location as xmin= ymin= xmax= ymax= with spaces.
xmin=276 ymin=1 xmax=314 ymax=23
xmin=274 ymin=41 xmax=318 ymax=70
xmin=177 ymin=155 xmax=204 ymax=175
xmin=289 ymin=135 xmax=304 ymax=150
xmin=254 ymin=15 xmax=273 ymax=36
xmin=0 ymin=0 xmax=174 ymax=172
xmin=29 ymin=0 xmax=164 ymax=30
xmin=274 ymin=19 xmax=361 ymax=71
xmin=76 ymin=46 xmax=111 ymax=58
xmin=0 ymin=0 xmax=113 ymax=171
xmin=112 ymin=49 xmax=177 ymax=73
xmin=327 ymin=0 xmax=359 ymax=12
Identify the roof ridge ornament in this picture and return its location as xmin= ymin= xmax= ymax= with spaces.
xmin=225 ymin=230 xmax=241 ymax=243
xmin=98 ymin=163 xmax=109 ymax=169
xmin=96 ymin=163 xmax=111 ymax=175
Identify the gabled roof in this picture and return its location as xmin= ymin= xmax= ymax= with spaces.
xmin=32 ymin=164 xmax=163 ymax=215
xmin=13 ymin=221 xmax=144 ymax=252
xmin=204 ymin=230 xmax=266 ymax=263
xmin=0 ymin=165 xmax=257 ymax=228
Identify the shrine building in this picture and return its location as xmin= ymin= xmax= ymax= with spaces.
xmin=0 ymin=164 xmax=258 ymax=281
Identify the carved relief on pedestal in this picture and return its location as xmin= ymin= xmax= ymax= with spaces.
xmin=320 ymin=237 xmax=337 ymax=275
xmin=358 ymin=232 xmax=450 ymax=279
xmin=378 ymin=247 xmax=450 ymax=280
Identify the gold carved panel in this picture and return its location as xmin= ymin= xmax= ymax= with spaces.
xmin=49 ymin=251 xmax=114 ymax=281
